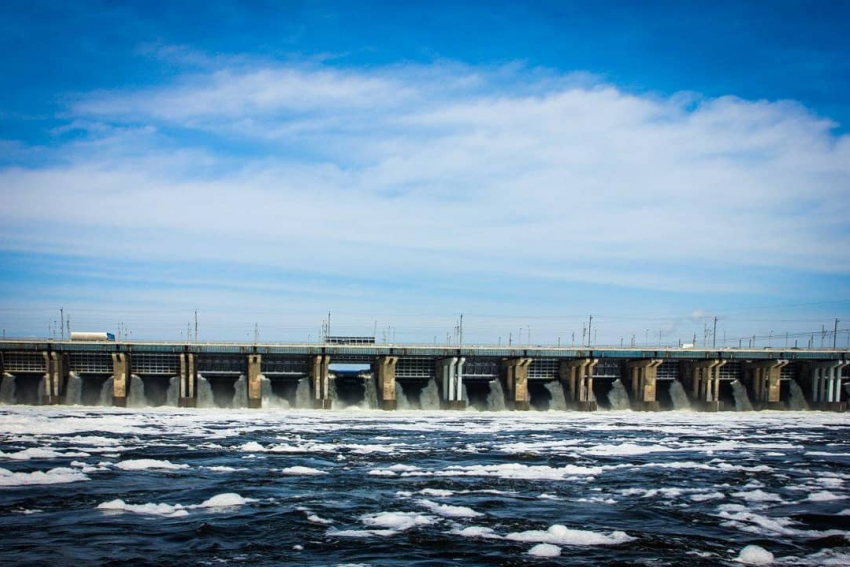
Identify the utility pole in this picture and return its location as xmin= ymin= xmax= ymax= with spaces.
xmin=587 ymin=315 xmax=593 ymax=347
xmin=254 ymin=323 xmax=259 ymax=344
xmin=834 ymin=319 xmax=840 ymax=349
xmin=194 ymin=310 xmax=198 ymax=342
xmin=67 ymin=317 xmax=70 ymax=338
xmin=328 ymin=312 xmax=331 ymax=339
xmin=712 ymin=316 xmax=717 ymax=348
xmin=658 ymin=329 xmax=662 ymax=347
xmin=572 ymin=332 xmax=575 ymax=346
xmin=509 ymin=332 xmax=512 ymax=346
xmin=60 ymin=308 xmax=64 ymax=340
xmin=459 ymin=314 xmax=464 ymax=347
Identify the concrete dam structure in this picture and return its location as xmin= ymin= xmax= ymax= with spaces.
xmin=0 ymin=339 xmax=848 ymax=412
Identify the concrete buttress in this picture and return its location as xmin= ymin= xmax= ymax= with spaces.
xmin=247 ymin=355 xmax=262 ymax=409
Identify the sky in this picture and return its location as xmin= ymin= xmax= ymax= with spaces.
xmin=1 ymin=0 xmax=850 ymax=346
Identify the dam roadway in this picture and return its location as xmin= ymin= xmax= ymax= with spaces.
xmin=0 ymin=339 xmax=848 ymax=412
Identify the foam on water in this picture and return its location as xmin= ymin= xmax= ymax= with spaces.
xmin=2 ymin=406 xmax=849 ymax=565
xmin=0 ymin=466 xmax=89 ymax=486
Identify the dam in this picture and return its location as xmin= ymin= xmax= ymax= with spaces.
xmin=0 ymin=339 xmax=847 ymax=412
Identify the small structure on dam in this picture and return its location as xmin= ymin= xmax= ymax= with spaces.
xmin=0 ymin=339 xmax=848 ymax=412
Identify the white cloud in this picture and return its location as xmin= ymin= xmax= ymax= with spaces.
xmin=3 ymin=59 xmax=850 ymax=296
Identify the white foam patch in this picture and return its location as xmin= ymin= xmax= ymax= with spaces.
xmin=691 ymin=492 xmax=726 ymax=502
xmin=416 ymin=499 xmax=482 ymax=518
xmin=807 ymin=491 xmax=847 ymax=502
xmin=505 ymin=524 xmax=634 ymax=546
xmin=98 ymin=493 xmax=254 ymax=517
xmin=0 ymin=447 xmax=91 ymax=460
xmin=735 ymin=544 xmax=774 ymax=565
xmin=308 ymin=514 xmax=334 ymax=525
xmin=98 ymin=499 xmax=189 ymax=518
xmin=452 ymin=526 xmax=500 ymax=538
xmin=437 ymin=463 xmax=603 ymax=480
xmin=329 ymin=511 xmax=436 ymax=538
xmin=528 ymin=543 xmax=562 ymax=557
xmin=0 ymin=466 xmax=89 ymax=486
xmin=419 ymin=488 xmax=453 ymax=497
xmin=240 ymin=441 xmax=265 ymax=452
xmin=114 ymin=459 xmax=189 ymax=471
xmin=731 ymin=490 xmax=782 ymax=503
xmin=281 ymin=466 xmax=327 ymax=475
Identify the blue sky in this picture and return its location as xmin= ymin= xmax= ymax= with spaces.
xmin=1 ymin=0 xmax=849 ymax=345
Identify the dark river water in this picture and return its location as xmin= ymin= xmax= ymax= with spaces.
xmin=0 ymin=408 xmax=848 ymax=566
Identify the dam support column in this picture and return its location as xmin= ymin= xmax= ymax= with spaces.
xmin=247 ymin=355 xmax=262 ymax=409
xmin=626 ymin=359 xmax=662 ymax=411
xmin=503 ymin=358 xmax=532 ymax=410
xmin=807 ymin=362 xmax=848 ymax=412
xmin=376 ymin=356 xmax=399 ymax=410
xmin=110 ymin=353 xmax=130 ymax=408
xmin=746 ymin=360 xmax=788 ymax=410
xmin=685 ymin=360 xmax=725 ymax=411
xmin=311 ymin=355 xmax=331 ymax=409
xmin=439 ymin=357 xmax=465 ymax=410
xmin=561 ymin=358 xmax=598 ymax=411
xmin=178 ymin=353 xmax=197 ymax=407
xmin=41 ymin=351 xmax=68 ymax=405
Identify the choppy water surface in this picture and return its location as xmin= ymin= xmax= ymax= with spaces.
xmin=1 ymin=408 xmax=848 ymax=566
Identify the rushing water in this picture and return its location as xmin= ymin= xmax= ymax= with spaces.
xmin=732 ymin=380 xmax=755 ymax=411
xmin=668 ymin=380 xmax=692 ymax=410
xmin=606 ymin=379 xmax=631 ymax=411
xmin=0 ymin=408 xmax=847 ymax=566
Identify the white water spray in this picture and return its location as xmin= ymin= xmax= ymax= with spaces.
xmin=232 ymin=375 xmax=248 ymax=408
xmin=99 ymin=377 xmax=113 ymax=406
xmin=486 ymin=379 xmax=506 ymax=411
xmin=295 ymin=377 xmax=311 ymax=409
xmin=1 ymin=373 xmax=16 ymax=404
xmin=668 ymin=380 xmax=691 ymax=410
xmin=261 ymin=375 xmax=290 ymax=409
xmin=166 ymin=376 xmax=179 ymax=407
xmin=788 ymin=380 xmax=809 ymax=411
xmin=420 ymin=378 xmax=440 ymax=410
xmin=64 ymin=372 xmax=82 ymax=405
xmin=361 ymin=373 xmax=378 ymax=409
xmin=607 ymin=379 xmax=631 ymax=410
xmin=543 ymin=381 xmax=567 ymax=411
xmin=196 ymin=375 xmax=215 ymax=408
xmin=127 ymin=375 xmax=147 ymax=408
xmin=731 ymin=380 xmax=754 ymax=411
xmin=395 ymin=382 xmax=413 ymax=410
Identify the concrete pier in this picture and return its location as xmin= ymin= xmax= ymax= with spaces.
xmin=178 ymin=353 xmax=197 ymax=407
xmin=626 ymin=359 xmax=662 ymax=411
xmin=684 ymin=359 xmax=725 ymax=411
xmin=747 ymin=360 xmax=787 ymax=410
xmin=311 ymin=355 xmax=331 ymax=409
xmin=376 ymin=356 xmax=399 ymax=410
xmin=561 ymin=358 xmax=598 ymax=411
xmin=439 ymin=357 xmax=466 ymax=410
xmin=503 ymin=358 xmax=532 ymax=410
xmin=806 ymin=361 xmax=848 ymax=412
xmin=41 ymin=351 xmax=67 ymax=405
xmin=247 ymin=354 xmax=262 ymax=409
xmin=111 ymin=353 xmax=130 ymax=407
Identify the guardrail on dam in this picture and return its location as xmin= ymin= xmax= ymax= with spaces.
xmin=1 ymin=340 xmax=848 ymax=411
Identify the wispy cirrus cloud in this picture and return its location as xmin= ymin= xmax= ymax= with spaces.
xmin=3 ymin=57 xmax=850 ymax=304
